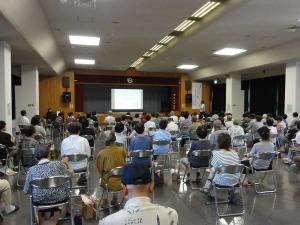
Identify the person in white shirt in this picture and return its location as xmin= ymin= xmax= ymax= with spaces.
xmin=225 ymin=115 xmax=234 ymax=129
xmin=104 ymin=111 xmax=116 ymax=125
xmin=169 ymin=111 xmax=178 ymax=124
xmin=228 ymin=119 xmax=245 ymax=147
xmin=266 ymin=118 xmax=278 ymax=144
xmin=98 ymin=163 xmax=178 ymax=225
xmin=114 ymin=122 xmax=127 ymax=148
xmin=61 ymin=122 xmax=91 ymax=171
xmin=144 ymin=115 xmax=156 ymax=137
xmin=166 ymin=118 xmax=179 ymax=133
xmin=18 ymin=110 xmax=30 ymax=127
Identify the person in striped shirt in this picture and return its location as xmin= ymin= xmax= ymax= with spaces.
xmin=202 ymin=133 xmax=240 ymax=192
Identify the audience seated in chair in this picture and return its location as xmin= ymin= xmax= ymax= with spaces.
xmin=66 ymin=112 xmax=76 ymax=124
xmin=202 ymin=133 xmax=240 ymax=202
xmin=104 ymin=111 xmax=116 ymax=125
xmin=114 ymin=122 xmax=127 ymax=148
xmin=209 ymin=120 xmax=228 ymax=150
xmin=95 ymin=130 xmax=126 ymax=207
xmin=79 ymin=116 xmax=96 ymax=139
xmin=61 ymin=122 xmax=91 ymax=172
xmin=152 ymin=120 xmax=172 ymax=155
xmin=98 ymin=163 xmax=178 ymax=225
xmin=31 ymin=115 xmax=47 ymax=140
xmin=188 ymin=116 xmax=204 ymax=140
xmin=180 ymin=126 xmax=211 ymax=181
xmin=0 ymin=121 xmax=18 ymax=167
xmin=129 ymin=123 xmax=152 ymax=166
xmin=144 ymin=115 xmax=156 ymax=137
xmin=19 ymin=126 xmax=39 ymax=151
xmin=228 ymin=119 xmax=245 ymax=147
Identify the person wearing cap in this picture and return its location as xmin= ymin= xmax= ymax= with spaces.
xmin=98 ymin=163 xmax=178 ymax=225
xmin=23 ymin=145 xmax=70 ymax=222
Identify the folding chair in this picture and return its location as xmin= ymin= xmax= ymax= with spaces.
xmin=103 ymin=167 xmax=124 ymax=214
xmin=62 ymin=154 xmax=88 ymax=190
xmin=182 ymin=149 xmax=211 ymax=189
xmin=251 ymin=152 xmax=277 ymax=194
xmin=153 ymin=140 xmax=171 ymax=171
xmin=17 ymin=148 xmax=36 ymax=187
xmin=130 ymin=150 xmax=154 ymax=180
xmin=232 ymin=135 xmax=246 ymax=148
xmin=29 ymin=176 xmax=73 ymax=225
xmin=212 ymin=164 xmax=245 ymax=217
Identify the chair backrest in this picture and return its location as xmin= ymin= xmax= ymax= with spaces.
xmin=170 ymin=130 xmax=179 ymax=136
xmin=191 ymin=149 xmax=211 ymax=157
xmin=180 ymin=126 xmax=189 ymax=134
xmin=148 ymin=127 xmax=156 ymax=131
xmin=21 ymin=148 xmax=36 ymax=167
xmin=0 ymin=144 xmax=8 ymax=160
xmin=153 ymin=140 xmax=170 ymax=146
xmin=81 ymin=135 xmax=95 ymax=147
xmin=216 ymin=164 xmax=244 ymax=174
xmin=130 ymin=150 xmax=153 ymax=158
xmin=270 ymin=134 xmax=278 ymax=139
xmin=255 ymin=152 xmax=275 ymax=160
xmin=30 ymin=176 xmax=70 ymax=191
xmin=105 ymin=166 xmax=123 ymax=183
xmin=232 ymin=135 xmax=245 ymax=141
xmin=233 ymin=146 xmax=247 ymax=160
xmin=62 ymin=154 xmax=88 ymax=162
xmin=115 ymin=142 xmax=125 ymax=147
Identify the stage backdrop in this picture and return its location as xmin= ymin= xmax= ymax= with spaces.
xmin=83 ymin=84 xmax=170 ymax=113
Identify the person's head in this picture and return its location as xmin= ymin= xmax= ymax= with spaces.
xmin=198 ymin=114 xmax=204 ymax=120
xmin=159 ymin=119 xmax=168 ymax=130
xmin=258 ymin=126 xmax=270 ymax=141
xmin=201 ymin=100 xmax=204 ymax=104
xmin=121 ymin=115 xmax=127 ymax=121
xmin=0 ymin=121 xmax=6 ymax=131
xmin=115 ymin=122 xmax=125 ymax=133
xmin=78 ymin=116 xmax=89 ymax=129
xmin=67 ymin=112 xmax=73 ymax=117
xmin=108 ymin=110 xmax=113 ymax=115
xmin=196 ymin=126 xmax=208 ymax=139
xmin=249 ymin=114 xmax=256 ymax=119
xmin=31 ymin=115 xmax=41 ymax=126
xmin=218 ymin=133 xmax=232 ymax=151
xmin=115 ymin=117 xmax=122 ymax=123
xmin=145 ymin=115 xmax=151 ymax=121
xmin=191 ymin=116 xmax=197 ymax=123
xmin=104 ymin=130 xmax=116 ymax=146
xmin=121 ymin=164 xmax=154 ymax=200
xmin=58 ymin=112 xmax=64 ymax=117
xmin=169 ymin=111 xmax=175 ymax=116
xmin=34 ymin=145 xmax=50 ymax=161
xmin=275 ymin=116 xmax=283 ymax=122
xmin=21 ymin=110 xmax=26 ymax=116
xmin=47 ymin=108 xmax=52 ymax=112
xmin=155 ymin=113 xmax=160 ymax=118
xmin=266 ymin=118 xmax=274 ymax=127
xmin=233 ymin=119 xmax=240 ymax=126
xmin=67 ymin=122 xmax=82 ymax=135
xmin=242 ymin=113 xmax=248 ymax=118
xmin=23 ymin=125 xmax=36 ymax=137
xmin=213 ymin=119 xmax=222 ymax=130
xmin=183 ymin=111 xmax=189 ymax=119
xmin=134 ymin=123 xmax=145 ymax=135
xmin=92 ymin=112 xmax=97 ymax=116
xmin=135 ymin=113 xmax=140 ymax=119
xmin=293 ymin=112 xmax=298 ymax=118
xmin=256 ymin=115 xmax=262 ymax=122
xmin=227 ymin=115 xmax=232 ymax=121
xmin=168 ymin=117 xmax=174 ymax=123
xmin=262 ymin=114 xmax=268 ymax=119
xmin=86 ymin=112 xmax=91 ymax=118
xmin=282 ymin=114 xmax=287 ymax=120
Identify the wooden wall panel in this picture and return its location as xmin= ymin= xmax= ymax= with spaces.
xmin=39 ymin=70 xmax=75 ymax=117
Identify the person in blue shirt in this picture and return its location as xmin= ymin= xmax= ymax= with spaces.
xmin=152 ymin=120 xmax=172 ymax=155
xmin=130 ymin=123 xmax=152 ymax=166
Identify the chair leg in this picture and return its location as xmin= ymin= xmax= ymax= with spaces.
xmin=29 ymin=197 xmax=34 ymax=225
xmin=69 ymin=197 xmax=74 ymax=225
xmin=17 ymin=164 xmax=22 ymax=187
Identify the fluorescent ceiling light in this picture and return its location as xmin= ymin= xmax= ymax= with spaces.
xmin=150 ymin=44 xmax=164 ymax=52
xmin=191 ymin=1 xmax=221 ymax=18
xmin=213 ymin=48 xmax=247 ymax=56
xmin=159 ymin=35 xmax=175 ymax=44
xmin=69 ymin=35 xmax=100 ymax=46
xmin=177 ymin=64 xmax=199 ymax=70
xmin=143 ymin=51 xmax=155 ymax=57
xmin=74 ymin=59 xmax=95 ymax=65
xmin=174 ymin=20 xmax=196 ymax=32
xmin=130 ymin=57 xmax=144 ymax=67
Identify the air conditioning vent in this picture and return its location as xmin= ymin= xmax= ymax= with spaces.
xmin=74 ymin=0 xmax=96 ymax=9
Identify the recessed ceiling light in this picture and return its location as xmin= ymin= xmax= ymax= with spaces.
xmin=213 ymin=48 xmax=247 ymax=56
xmin=177 ymin=64 xmax=199 ymax=70
xmin=69 ymin=35 xmax=100 ymax=46
xmin=74 ymin=59 xmax=95 ymax=65
xmin=174 ymin=20 xmax=196 ymax=32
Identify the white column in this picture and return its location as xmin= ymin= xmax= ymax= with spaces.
xmin=15 ymin=65 xmax=39 ymax=120
xmin=226 ymin=74 xmax=244 ymax=120
xmin=285 ymin=62 xmax=300 ymax=122
xmin=0 ymin=42 xmax=12 ymax=133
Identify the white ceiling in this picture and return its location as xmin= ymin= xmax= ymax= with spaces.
xmin=2 ymin=0 xmax=300 ymax=76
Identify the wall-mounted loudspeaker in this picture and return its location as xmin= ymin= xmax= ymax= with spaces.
xmin=185 ymin=80 xmax=191 ymax=91
xmin=185 ymin=94 xmax=192 ymax=104
xmin=62 ymin=77 xmax=70 ymax=88
xmin=62 ymin=92 xmax=71 ymax=103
